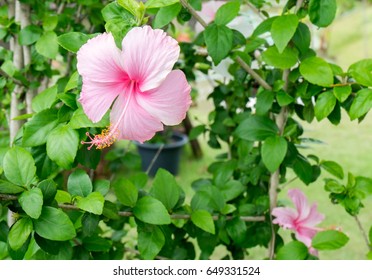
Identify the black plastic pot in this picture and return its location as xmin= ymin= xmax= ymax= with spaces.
xmin=135 ymin=132 xmax=188 ymax=177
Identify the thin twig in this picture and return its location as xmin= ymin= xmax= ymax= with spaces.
xmin=281 ymin=176 xmax=298 ymax=189
xmin=354 ymin=215 xmax=372 ymax=251
xmin=0 ymin=194 xmax=18 ymax=201
xmin=0 ymin=68 xmax=23 ymax=86
xmin=180 ymin=0 xmax=272 ymax=91
xmin=295 ymin=0 xmax=304 ymax=13
xmin=145 ymin=143 xmax=165 ymax=175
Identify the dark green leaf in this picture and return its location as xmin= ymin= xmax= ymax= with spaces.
xmin=219 ymin=180 xmax=245 ymax=202
xmin=276 ymin=241 xmax=308 ymax=260
xmin=3 ymin=147 xmax=36 ymax=187
xmin=133 ymin=196 xmax=170 ymax=225
xmin=292 ymin=22 xmax=311 ymax=54
xmin=76 ymin=192 xmax=105 ymax=215
xmin=252 ymin=16 xmax=278 ymax=37
xmin=35 ymin=31 xmax=59 ymax=59
xmin=348 ymin=59 xmax=372 ymax=87
xmin=83 ymin=236 xmax=112 ymax=252
xmin=312 ymin=230 xmax=349 ymax=250
xmin=226 ymin=217 xmax=247 ymax=244
xmin=369 ymin=226 xmax=372 ymax=244
xmin=191 ymin=209 xmax=215 ymax=234
xmin=262 ymin=136 xmax=288 ymax=173
xmin=19 ymin=188 xmax=43 ymax=219
xmin=255 ymin=90 xmax=274 ymax=115
xmin=150 ymin=169 xmax=180 ymax=211
xmin=23 ymin=109 xmax=59 ymax=147
xmin=300 ymin=57 xmax=333 ymax=87
xmin=138 ymin=225 xmax=165 ymax=260
xmin=93 ymin=179 xmax=110 ymax=197
xmin=82 ymin=213 xmax=100 ymax=237
xmin=46 ymin=124 xmax=79 ymax=169
xmin=314 ymin=91 xmax=337 ymax=121
xmin=67 ymin=169 xmax=93 ymax=197
xmin=8 ymin=218 xmax=33 ymax=251
xmin=349 ymin=89 xmax=372 ymax=120
xmin=57 ymin=32 xmax=90 ymax=53
xmin=113 ymin=177 xmax=138 ymax=207
xmin=293 ymin=156 xmax=313 ymax=185
xmin=271 ymin=14 xmax=298 ymax=53
xmin=333 ymin=85 xmax=351 ymax=103
xmin=189 ymin=125 xmax=206 ymax=140
xmin=204 ymin=24 xmax=233 ymax=65
xmin=214 ymin=1 xmax=240 ymax=26
xmin=324 ymin=179 xmax=344 ymax=193
xmin=37 ymin=179 xmax=57 ymax=204
xmin=309 ymin=0 xmax=337 ymax=27
xmin=235 ymin=115 xmax=278 ymax=141
xmin=277 ymin=90 xmax=294 ymax=106
xmin=262 ymin=46 xmax=298 ymax=69
xmin=34 ymin=206 xmax=76 ymax=241
xmin=69 ymin=108 xmax=109 ymax=129
xmin=153 ymin=3 xmax=181 ymax=29
xmin=320 ymin=160 xmax=344 ymax=179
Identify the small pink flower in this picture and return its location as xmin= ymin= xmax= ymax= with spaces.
xmin=272 ymin=189 xmax=325 ymax=252
xmin=77 ymin=26 xmax=192 ymax=149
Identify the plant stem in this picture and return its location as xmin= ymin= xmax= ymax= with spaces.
xmin=354 ymin=215 xmax=372 ymax=251
xmin=268 ymin=69 xmax=290 ymax=259
xmin=145 ymin=143 xmax=165 ymax=175
xmin=179 ymin=0 xmax=272 ymax=91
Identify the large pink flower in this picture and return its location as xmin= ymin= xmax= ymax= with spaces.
xmin=272 ymin=189 xmax=325 ymax=250
xmin=77 ymin=26 xmax=192 ymax=149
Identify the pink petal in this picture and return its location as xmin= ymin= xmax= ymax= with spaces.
xmin=272 ymin=207 xmax=297 ymax=230
xmin=295 ymin=226 xmax=318 ymax=248
xmin=298 ymin=203 xmax=325 ymax=227
xmin=288 ymin=189 xmax=311 ymax=221
xmin=110 ymin=92 xmax=163 ymax=143
xmin=136 ymin=70 xmax=192 ymax=126
xmin=121 ymin=26 xmax=180 ymax=92
xmin=77 ymin=33 xmax=128 ymax=122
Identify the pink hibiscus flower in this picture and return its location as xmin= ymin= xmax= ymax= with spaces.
xmin=272 ymin=189 xmax=324 ymax=252
xmin=77 ymin=26 xmax=192 ymax=149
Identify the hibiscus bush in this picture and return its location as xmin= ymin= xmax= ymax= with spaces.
xmin=0 ymin=0 xmax=372 ymax=260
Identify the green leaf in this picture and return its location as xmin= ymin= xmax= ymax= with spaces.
xmin=82 ymin=213 xmax=100 ymax=237
xmin=76 ymin=192 xmax=105 ymax=215
xmin=369 ymin=226 xmax=372 ymax=244
xmin=69 ymin=108 xmax=109 ymax=129
xmin=189 ymin=125 xmax=206 ymax=140
xmin=349 ymin=88 xmax=372 ymax=120
xmin=219 ymin=180 xmax=245 ymax=202
xmin=312 ymin=230 xmax=349 ymax=250
xmin=271 ymin=14 xmax=298 ymax=53
xmin=67 ymin=169 xmax=93 ymax=197
xmin=333 ymin=85 xmax=352 ymax=103
xmin=93 ymin=179 xmax=110 ymax=197
xmin=64 ymin=71 xmax=79 ymax=92
xmin=83 ymin=236 xmax=112 ymax=252
xmin=153 ymin=3 xmax=181 ymax=29
xmin=0 ymin=60 xmax=16 ymax=77
xmin=252 ymin=16 xmax=277 ymax=38
xmin=32 ymin=85 xmax=58 ymax=113
xmin=255 ymin=90 xmax=274 ymax=115
xmin=37 ymin=179 xmax=57 ymax=204
xmin=214 ymin=1 xmax=240 ymax=26
xmin=314 ymin=91 xmax=337 ymax=121
xmin=34 ymin=206 xmax=76 ymax=241
xmin=117 ymin=0 xmax=139 ymax=16
xmin=324 ymin=179 xmax=344 ymax=193
xmin=226 ymin=217 xmax=247 ymax=244
xmin=133 ymin=196 xmax=170 ymax=225
xmin=19 ymin=25 xmax=42 ymax=46
xmin=43 ymin=14 xmax=58 ymax=31
xmin=293 ymin=156 xmax=313 ymax=185
xmin=276 ymin=241 xmax=308 ymax=260
xmin=262 ymin=46 xmax=298 ymax=69
xmin=113 ymin=178 xmax=138 ymax=207
xmin=138 ymin=225 xmax=165 ymax=260
xmin=57 ymin=32 xmax=90 ymax=53
xmin=292 ymin=22 xmax=311 ymax=54
xmin=262 ymin=136 xmax=288 ymax=173
xmin=145 ymin=0 xmax=179 ymax=9
xmin=204 ymin=24 xmax=233 ymax=65
xmin=23 ymin=109 xmax=59 ymax=147
xmin=150 ymin=169 xmax=180 ymax=211
xmin=3 ymin=147 xmax=36 ymax=187
xmin=309 ymin=0 xmax=337 ymax=28
xmin=55 ymin=190 xmax=72 ymax=204
xmin=321 ymin=160 xmax=344 ymax=179
xmin=277 ymin=90 xmax=294 ymax=106
xmin=191 ymin=209 xmax=215 ymax=234
xmin=235 ymin=115 xmax=278 ymax=141
xmin=8 ymin=218 xmax=33 ymax=251
xmin=348 ymin=59 xmax=372 ymax=87
xmin=0 ymin=180 xmax=25 ymax=194
xmin=46 ymin=124 xmax=79 ymax=169
xmin=300 ymin=57 xmax=333 ymax=87
xmin=19 ymin=188 xmax=43 ymax=219
xmin=35 ymin=31 xmax=59 ymax=59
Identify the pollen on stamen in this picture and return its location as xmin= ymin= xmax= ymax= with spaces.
xmin=81 ymin=125 xmax=120 ymax=150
